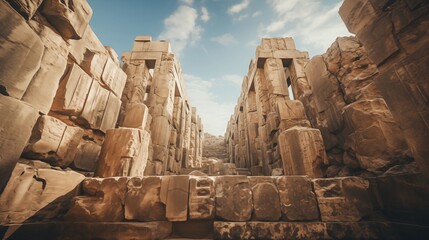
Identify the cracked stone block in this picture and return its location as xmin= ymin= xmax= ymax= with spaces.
xmin=189 ymin=176 xmax=215 ymax=220
xmin=0 ymin=163 xmax=84 ymax=224
xmin=160 ymin=176 xmax=189 ymax=221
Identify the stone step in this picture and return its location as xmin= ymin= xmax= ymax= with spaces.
xmin=1 ymin=221 xmax=429 ymax=239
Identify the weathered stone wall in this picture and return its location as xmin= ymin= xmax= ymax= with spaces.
xmin=225 ymin=38 xmax=328 ymax=177
xmin=340 ymin=0 xmax=429 ymax=175
xmin=302 ymin=36 xmax=412 ymax=177
xmin=0 ymin=0 xmax=112 ymax=191
xmin=3 ymin=161 xmax=429 ymax=239
xmin=120 ymin=36 xmax=203 ymax=176
xmin=0 ymin=0 xmax=204 ymax=194
xmin=226 ymin=36 xmax=417 ymax=178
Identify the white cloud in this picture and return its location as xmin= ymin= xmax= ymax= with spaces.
xmin=184 ymin=74 xmax=236 ymax=135
xmin=179 ymin=0 xmax=194 ymax=5
xmin=235 ymin=14 xmax=249 ymax=21
xmin=201 ymin=7 xmax=210 ymax=22
xmin=252 ymin=11 xmax=261 ymax=17
xmin=222 ymin=74 xmax=243 ymax=86
xmin=228 ymin=0 xmax=250 ymax=15
xmin=262 ymin=0 xmax=351 ymax=54
xmin=159 ymin=6 xmax=203 ymax=55
xmin=210 ymin=33 xmax=238 ymax=45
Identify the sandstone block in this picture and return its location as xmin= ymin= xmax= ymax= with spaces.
xmin=68 ymin=26 xmax=107 ymax=73
xmin=304 ymin=55 xmax=346 ymax=133
xmin=0 ymin=163 xmax=84 ymax=224
xmin=79 ymin=80 xmax=109 ymax=130
xmin=313 ymin=177 xmax=373 ymax=222
xmin=122 ymin=103 xmax=150 ymax=129
xmin=343 ymin=99 xmax=409 ymax=172
xmin=65 ymin=177 xmax=127 ymax=221
xmin=22 ymin=18 xmax=69 ymax=114
xmin=95 ymin=128 xmax=149 ymax=178
xmin=23 ymin=115 xmax=83 ymax=167
xmin=264 ymin=58 xmax=289 ymax=96
xmin=276 ymin=176 xmax=319 ymax=221
xmin=41 ymin=0 xmax=93 ymax=40
xmin=102 ymin=57 xmax=127 ymax=96
xmin=249 ymin=177 xmax=281 ymax=221
xmin=125 ymin=177 xmax=166 ymax=221
xmin=5 ymin=0 xmax=43 ymax=19
xmin=278 ymin=126 xmax=327 ymax=177
xmin=189 ymin=176 xmax=215 ymax=220
xmin=71 ymin=141 xmax=101 ymax=172
xmin=51 ymin=63 xmax=93 ymax=115
xmin=276 ymin=99 xmax=311 ymax=131
xmin=0 ymin=95 xmax=39 ymax=192
xmin=214 ymin=222 xmax=327 ymax=240
xmin=99 ymin=92 xmax=121 ymax=132
xmin=23 ymin=115 xmax=66 ymax=161
xmin=161 ymin=176 xmax=189 ymax=221
xmin=215 ymin=176 xmax=253 ymax=221
xmin=0 ymin=1 xmax=44 ymax=99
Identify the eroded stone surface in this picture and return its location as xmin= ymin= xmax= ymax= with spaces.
xmin=313 ymin=177 xmax=373 ymax=222
xmin=95 ymin=128 xmax=149 ymax=178
xmin=125 ymin=177 xmax=166 ymax=221
xmin=215 ymin=176 xmax=253 ymax=221
xmin=0 ymin=95 xmax=39 ymax=192
xmin=0 ymin=163 xmax=84 ymax=224
xmin=41 ymin=0 xmax=93 ymax=40
xmin=189 ymin=176 xmax=215 ymax=220
xmin=65 ymin=177 xmax=127 ymax=222
xmin=276 ymin=176 xmax=319 ymax=221
xmin=249 ymin=177 xmax=281 ymax=221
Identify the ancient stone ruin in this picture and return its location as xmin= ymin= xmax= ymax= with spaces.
xmin=0 ymin=0 xmax=429 ymax=239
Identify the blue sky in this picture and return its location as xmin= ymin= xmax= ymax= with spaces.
xmin=88 ymin=0 xmax=351 ymax=136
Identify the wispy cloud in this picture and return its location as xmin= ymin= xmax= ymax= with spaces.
xmin=252 ymin=11 xmax=261 ymax=17
xmin=210 ymin=33 xmax=238 ymax=45
xmin=179 ymin=0 xmax=194 ymax=6
xmin=184 ymin=74 xmax=235 ymax=135
xmin=159 ymin=5 xmax=202 ymax=55
xmin=222 ymin=74 xmax=243 ymax=86
xmin=228 ymin=0 xmax=250 ymax=15
xmin=262 ymin=0 xmax=351 ymax=54
xmin=201 ymin=7 xmax=210 ymax=22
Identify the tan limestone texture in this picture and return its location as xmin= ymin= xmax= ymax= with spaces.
xmin=0 ymin=162 xmax=84 ymax=224
xmin=125 ymin=176 xmax=166 ymax=221
xmin=0 ymin=95 xmax=39 ymax=192
xmin=340 ymin=0 xmax=429 ymax=175
xmin=95 ymin=128 xmax=150 ymax=178
xmin=65 ymin=177 xmax=127 ymax=222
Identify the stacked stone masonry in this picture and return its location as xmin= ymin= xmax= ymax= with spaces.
xmin=1 ymin=0 xmax=429 ymax=239
xmin=0 ymin=0 xmax=204 ymax=196
xmin=225 ymin=35 xmax=416 ymax=178
xmin=1 ymin=161 xmax=429 ymax=239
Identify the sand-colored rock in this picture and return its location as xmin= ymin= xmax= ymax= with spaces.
xmin=249 ymin=177 xmax=281 ymax=221
xmin=276 ymin=176 xmax=319 ymax=221
xmin=65 ymin=177 xmax=127 ymax=221
xmin=95 ymin=128 xmax=149 ymax=178
xmin=161 ymin=176 xmax=189 ymax=221
xmin=278 ymin=127 xmax=327 ymax=177
xmin=313 ymin=177 xmax=373 ymax=222
xmin=189 ymin=176 xmax=215 ymax=220
xmin=0 ymin=95 xmax=39 ymax=192
xmin=215 ymin=176 xmax=253 ymax=221
xmin=5 ymin=0 xmax=43 ymax=19
xmin=41 ymin=0 xmax=93 ymax=40
xmin=0 ymin=163 xmax=84 ymax=224
xmin=51 ymin=63 xmax=93 ymax=115
xmin=22 ymin=17 xmax=69 ymax=114
xmin=125 ymin=177 xmax=166 ymax=221
xmin=0 ymin=1 xmax=44 ymax=99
